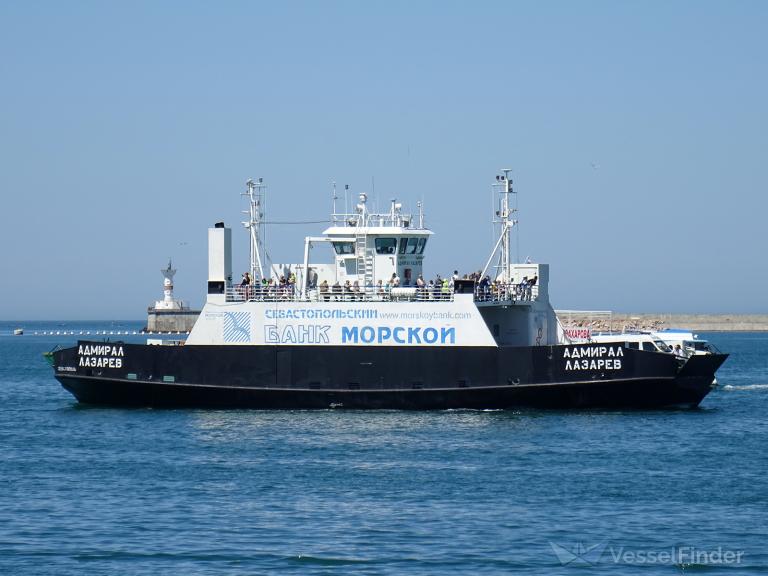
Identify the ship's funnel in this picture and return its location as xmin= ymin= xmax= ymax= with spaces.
xmin=208 ymin=223 xmax=232 ymax=304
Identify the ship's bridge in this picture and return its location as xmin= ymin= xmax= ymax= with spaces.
xmin=320 ymin=224 xmax=432 ymax=289
xmin=275 ymin=194 xmax=434 ymax=292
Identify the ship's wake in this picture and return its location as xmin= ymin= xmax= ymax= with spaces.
xmin=721 ymin=383 xmax=768 ymax=391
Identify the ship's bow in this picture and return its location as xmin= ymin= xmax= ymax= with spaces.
xmin=672 ymin=353 xmax=729 ymax=407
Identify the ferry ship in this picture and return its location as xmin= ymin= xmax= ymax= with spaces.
xmin=49 ymin=173 xmax=727 ymax=409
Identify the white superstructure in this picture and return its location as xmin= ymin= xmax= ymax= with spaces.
xmin=187 ymin=174 xmax=560 ymax=348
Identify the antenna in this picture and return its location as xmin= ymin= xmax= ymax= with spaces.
xmin=371 ymin=175 xmax=377 ymax=215
xmin=513 ymin=173 xmax=520 ymax=263
xmin=417 ymin=200 xmax=424 ymax=229
xmin=332 ymin=180 xmax=338 ymax=223
xmin=344 ymin=184 xmax=350 ymax=221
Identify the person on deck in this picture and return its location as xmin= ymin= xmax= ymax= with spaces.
xmin=416 ymin=274 xmax=426 ymax=300
xmin=520 ymin=276 xmax=529 ymax=301
xmin=528 ymin=275 xmax=538 ymax=301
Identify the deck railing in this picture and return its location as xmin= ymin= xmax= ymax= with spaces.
xmin=225 ymin=282 xmax=539 ymax=304
xmin=473 ymin=283 xmax=539 ymax=303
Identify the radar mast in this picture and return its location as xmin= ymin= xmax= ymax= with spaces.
xmin=242 ymin=178 xmax=266 ymax=280
xmin=482 ymin=168 xmax=518 ymax=282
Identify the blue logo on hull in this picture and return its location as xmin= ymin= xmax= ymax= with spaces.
xmin=223 ymin=312 xmax=251 ymax=343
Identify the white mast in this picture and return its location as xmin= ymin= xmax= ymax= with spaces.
xmin=242 ymin=178 xmax=266 ymax=280
xmin=499 ymin=168 xmax=515 ymax=281
xmin=481 ymin=168 xmax=518 ymax=282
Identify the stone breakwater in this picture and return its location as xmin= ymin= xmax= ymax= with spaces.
xmin=556 ymin=313 xmax=768 ymax=332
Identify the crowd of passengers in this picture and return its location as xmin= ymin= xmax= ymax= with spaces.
xmin=236 ymin=272 xmax=298 ymax=300
xmin=235 ymin=270 xmax=538 ymax=302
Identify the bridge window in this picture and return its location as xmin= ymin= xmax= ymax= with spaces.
xmin=398 ymin=237 xmax=422 ymax=255
xmin=405 ymin=237 xmax=421 ymax=254
xmin=375 ymin=238 xmax=397 ymax=254
xmin=332 ymin=242 xmax=355 ymax=255
xmin=416 ymin=237 xmax=427 ymax=254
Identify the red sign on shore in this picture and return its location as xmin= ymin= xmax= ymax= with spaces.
xmin=564 ymin=327 xmax=592 ymax=339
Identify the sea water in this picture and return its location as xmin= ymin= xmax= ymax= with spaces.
xmin=0 ymin=322 xmax=766 ymax=575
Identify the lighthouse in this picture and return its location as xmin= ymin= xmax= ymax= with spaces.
xmin=155 ymin=260 xmax=181 ymax=310
xmin=145 ymin=259 xmax=200 ymax=333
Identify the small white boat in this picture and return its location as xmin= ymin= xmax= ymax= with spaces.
xmin=13 ymin=328 xmax=23 ymax=336
xmin=651 ymin=328 xmax=718 ymax=356
xmin=589 ymin=331 xmax=673 ymax=354
xmin=557 ymin=312 xmax=719 ymax=358
xmin=569 ymin=329 xmax=720 ymax=357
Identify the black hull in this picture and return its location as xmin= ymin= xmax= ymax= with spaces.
xmin=52 ymin=342 xmax=727 ymax=410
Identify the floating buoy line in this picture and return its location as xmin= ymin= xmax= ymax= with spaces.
xmin=16 ymin=331 xmax=190 ymax=337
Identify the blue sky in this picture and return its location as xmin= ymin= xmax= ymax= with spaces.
xmin=1 ymin=1 xmax=766 ymax=320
